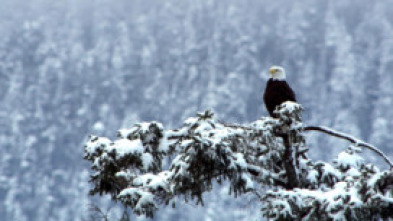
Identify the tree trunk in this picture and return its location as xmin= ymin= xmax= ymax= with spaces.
xmin=282 ymin=134 xmax=299 ymax=189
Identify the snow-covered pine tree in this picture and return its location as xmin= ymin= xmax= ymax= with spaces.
xmin=84 ymin=102 xmax=393 ymax=220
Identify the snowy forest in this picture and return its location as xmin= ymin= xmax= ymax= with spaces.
xmin=1 ymin=0 xmax=393 ymax=220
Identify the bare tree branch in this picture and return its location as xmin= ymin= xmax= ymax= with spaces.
xmin=304 ymin=126 xmax=393 ymax=169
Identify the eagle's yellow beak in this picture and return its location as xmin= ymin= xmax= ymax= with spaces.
xmin=269 ymin=68 xmax=276 ymax=74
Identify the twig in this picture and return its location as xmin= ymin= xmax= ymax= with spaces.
xmin=304 ymin=126 xmax=393 ymax=169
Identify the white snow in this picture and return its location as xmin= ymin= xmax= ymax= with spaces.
xmin=84 ymin=102 xmax=393 ymax=220
xmin=132 ymin=172 xmax=169 ymax=190
xmin=241 ymin=173 xmax=254 ymax=190
xmin=307 ymin=169 xmax=319 ymax=184
xmin=118 ymin=187 xmax=139 ymax=199
xmin=115 ymin=171 xmax=134 ymax=180
xmin=135 ymin=192 xmax=156 ymax=211
xmin=118 ymin=187 xmax=157 ymax=213
xmin=195 ymin=122 xmax=214 ymax=134
xmin=117 ymin=128 xmax=137 ymax=138
xmin=322 ymin=163 xmax=341 ymax=179
xmin=158 ymin=132 xmax=170 ymax=152
xmin=85 ymin=136 xmax=111 ymax=154
xmin=345 ymin=168 xmax=360 ymax=178
xmin=278 ymin=180 xmax=362 ymax=218
xmin=335 ymin=152 xmax=363 ymax=169
xmin=279 ymin=101 xmax=301 ymax=113
xmin=234 ymin=153 xmax=247 ymax=170
xmin=142 ymin=153 xmax=154 ymax=170
xmin=111 ymin=138 xmax=143 ymax=157
xmin=180 ymin=139 xmax=194 ymax=148
xmin=165 ymin=128 xmax=188 ymax=138
xmin=184 ymin=117 xmax=198 ymax=125
xmin=367 ymin=172 xmax=384 ymax=188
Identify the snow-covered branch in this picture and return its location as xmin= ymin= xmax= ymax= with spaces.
xmin=304 ymin=126 xmax=393 ymax=168
xmin=84 ymin=102 xmax=393 ymax=220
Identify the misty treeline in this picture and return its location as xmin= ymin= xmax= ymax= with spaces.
xmin=1 ymin=0 xmax=393 ymax=220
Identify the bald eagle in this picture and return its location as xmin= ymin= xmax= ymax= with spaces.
xmin=263 ymin=66 xmax=296 ymax=117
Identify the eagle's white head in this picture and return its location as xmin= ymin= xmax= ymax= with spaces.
xmin=269 ymin=66 xmax=286 ymax=80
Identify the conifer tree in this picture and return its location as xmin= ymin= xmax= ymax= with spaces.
xmin=84 ymin=102 xmax=393 ymax=220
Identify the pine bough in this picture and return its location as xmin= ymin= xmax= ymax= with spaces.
xmin=84 ymin=102 xmax=393 ymax=220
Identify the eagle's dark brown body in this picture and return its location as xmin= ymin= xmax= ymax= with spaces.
xmin=263 ymin=79 xmax=296 ymax=117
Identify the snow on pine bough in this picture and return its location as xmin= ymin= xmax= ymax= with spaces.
xmin=84 ymin=102 xmax=393 ymax=220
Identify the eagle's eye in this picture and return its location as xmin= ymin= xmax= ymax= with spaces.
xmin=269 ymin=68 xmax=277 ymax=74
